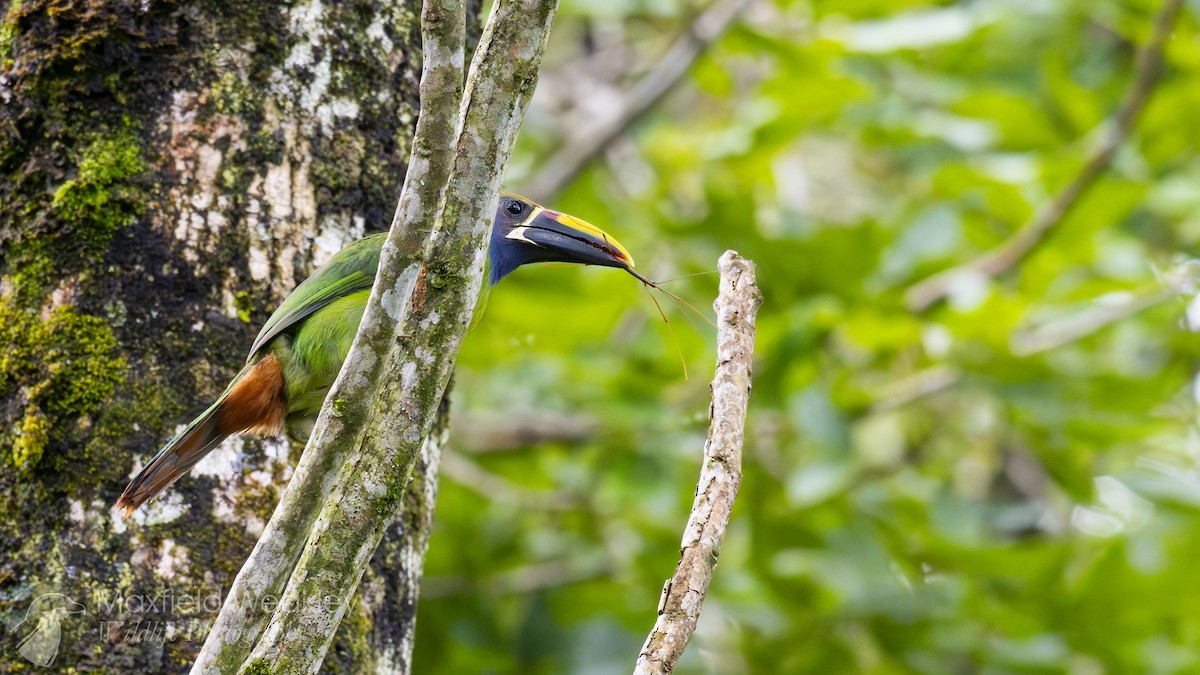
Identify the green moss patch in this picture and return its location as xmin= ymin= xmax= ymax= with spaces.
xmin=0 ymin=300 xmax=126 ymax=472
xmin=4 ymin=120 xmax=148 ymax=300
xmin=51 ymin=121 xmax=147 ymax=249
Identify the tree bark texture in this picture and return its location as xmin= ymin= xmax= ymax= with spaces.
xmin=634 ymin=251 xmax=760 ymax=674
xmin=231 ymin=0 xmax=559 ymax=669
xmin=0 ymin=0 xmax=460 ymax=670
xmin=194 ymin=0 xmax=466 ymax=667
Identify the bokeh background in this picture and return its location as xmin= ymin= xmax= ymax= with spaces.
xmin=421 ymin=0 xmax=1200 ymax=671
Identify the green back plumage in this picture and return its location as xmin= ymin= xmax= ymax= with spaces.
xmin=247 ymin=233 xmax=387 ymax=361
xmin=246 ymin=230 xmax=497 ymax=428
xmin=119 ymin=194 xmax=630 ymax=517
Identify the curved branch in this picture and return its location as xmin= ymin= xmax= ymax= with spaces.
xmin=1010 ymin=289 xmax=1169 ymax=356
xmin=904 ymin=0 xmax=1184 ymax=313
xmin=372 ymin=388 xmax=451 ymax=674
xmin=451 ymin=410 xmax=598 ymax=452
xmin=192 ymin=0 xmax=467 ymax=671
xmin=520 ymin=0 xmax=753 ymax=201
xmin=634 ymin=251 xmax=760 ymax=674
xmin=237 ymin=0 xmax=559 ymax=671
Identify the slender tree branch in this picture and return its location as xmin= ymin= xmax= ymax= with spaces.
xmin=1007 ymin=255 xmax=1200 ymax=356
xmin=441 ymin=448 xmax=582 ymax=510
xmin=374 ymin=388 xmax=451 ymax=674
xmin=1010 ymin=290 xmax=1169 ymax=356
xmin=423 ymin=556 xmax=613 ymax=598
xmin=869 ymin=364 xmax=961 ymax=413
xmin=904 ymin=0 xmax=1184 ymax=313
xmin=634 ymin=251 xmax=760 ymax=675
xmin=867 ymin=290 xmax=1168 ymax=411
xmin=236 ymin=1 xmax=559 ymax=672
xmin=193 ymin=0 xmax=466 ymax=671
xmin=451 ymin=410 xmax=598 ymax=452
xmin=520 ymin=0 xmax=753 ymax=201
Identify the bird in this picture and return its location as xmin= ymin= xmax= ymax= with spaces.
xmin=115 ymin=193 xmax=634 ymax=518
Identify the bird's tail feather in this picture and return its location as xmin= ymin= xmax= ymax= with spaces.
xmin=114 ymin=403 xmax=228 ymax=519
xmin=115 ymin=354 xmax=287 ymax=519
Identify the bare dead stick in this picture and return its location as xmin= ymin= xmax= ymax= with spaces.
xmin=634 ymin=251 xmax=761 ymax=675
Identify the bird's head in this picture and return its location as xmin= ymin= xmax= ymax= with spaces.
xmin=488 ymin=193 xmax=634 ymax=285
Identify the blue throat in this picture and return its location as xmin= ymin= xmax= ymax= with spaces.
xmin=488 ymin=228 xmax=525 ymax=286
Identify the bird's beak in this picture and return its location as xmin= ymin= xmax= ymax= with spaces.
xmin=508 ymin=207 xmax=635 ymax=270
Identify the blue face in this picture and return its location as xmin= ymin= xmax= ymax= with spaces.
xmin=488 ymin=194 xmax=634 ymax=285
xmin=488 ymin=196 xmax=539 ymax=285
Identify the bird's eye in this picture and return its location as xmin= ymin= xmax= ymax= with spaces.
xmin=505 ymin=199 xmax=525 ymax=217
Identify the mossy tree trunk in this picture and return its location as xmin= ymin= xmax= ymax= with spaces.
xmin=0 ymin=0 xmax=456 ymax=670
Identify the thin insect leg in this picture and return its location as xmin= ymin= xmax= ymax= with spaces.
xmin=655 ymin=287 xmax=706 ymax=334
xmin=657 ymin=287 xmax=717 ymax=330
xmin=653 ymin=270 xmax=721 ymax=285
xmin=621 ymin=265 xmax=717 ymax=330
xmin=641 ymin=284 xmax=688 ymax=381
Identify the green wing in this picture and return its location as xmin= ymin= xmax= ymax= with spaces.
xmin=246 ymin=233 xmax=387 ymax=361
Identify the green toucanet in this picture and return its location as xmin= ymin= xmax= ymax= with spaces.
xmin=115 ymin=194 xmax=634 ymax=517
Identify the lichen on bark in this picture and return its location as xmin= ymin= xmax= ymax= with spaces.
xmin=0 ymin=0 xmax=426 ymax=670
xmin=196 ymin=0 xmax=559 ymax=672
xmin=0 ymin=302 xmax=127 ymax=473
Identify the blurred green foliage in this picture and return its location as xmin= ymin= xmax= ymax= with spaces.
xmin=417 ymin=0 xmax=1200 ymax=672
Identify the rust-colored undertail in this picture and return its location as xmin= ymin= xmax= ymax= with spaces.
xmin=114 ymin=354 xmax=287 ymax=519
